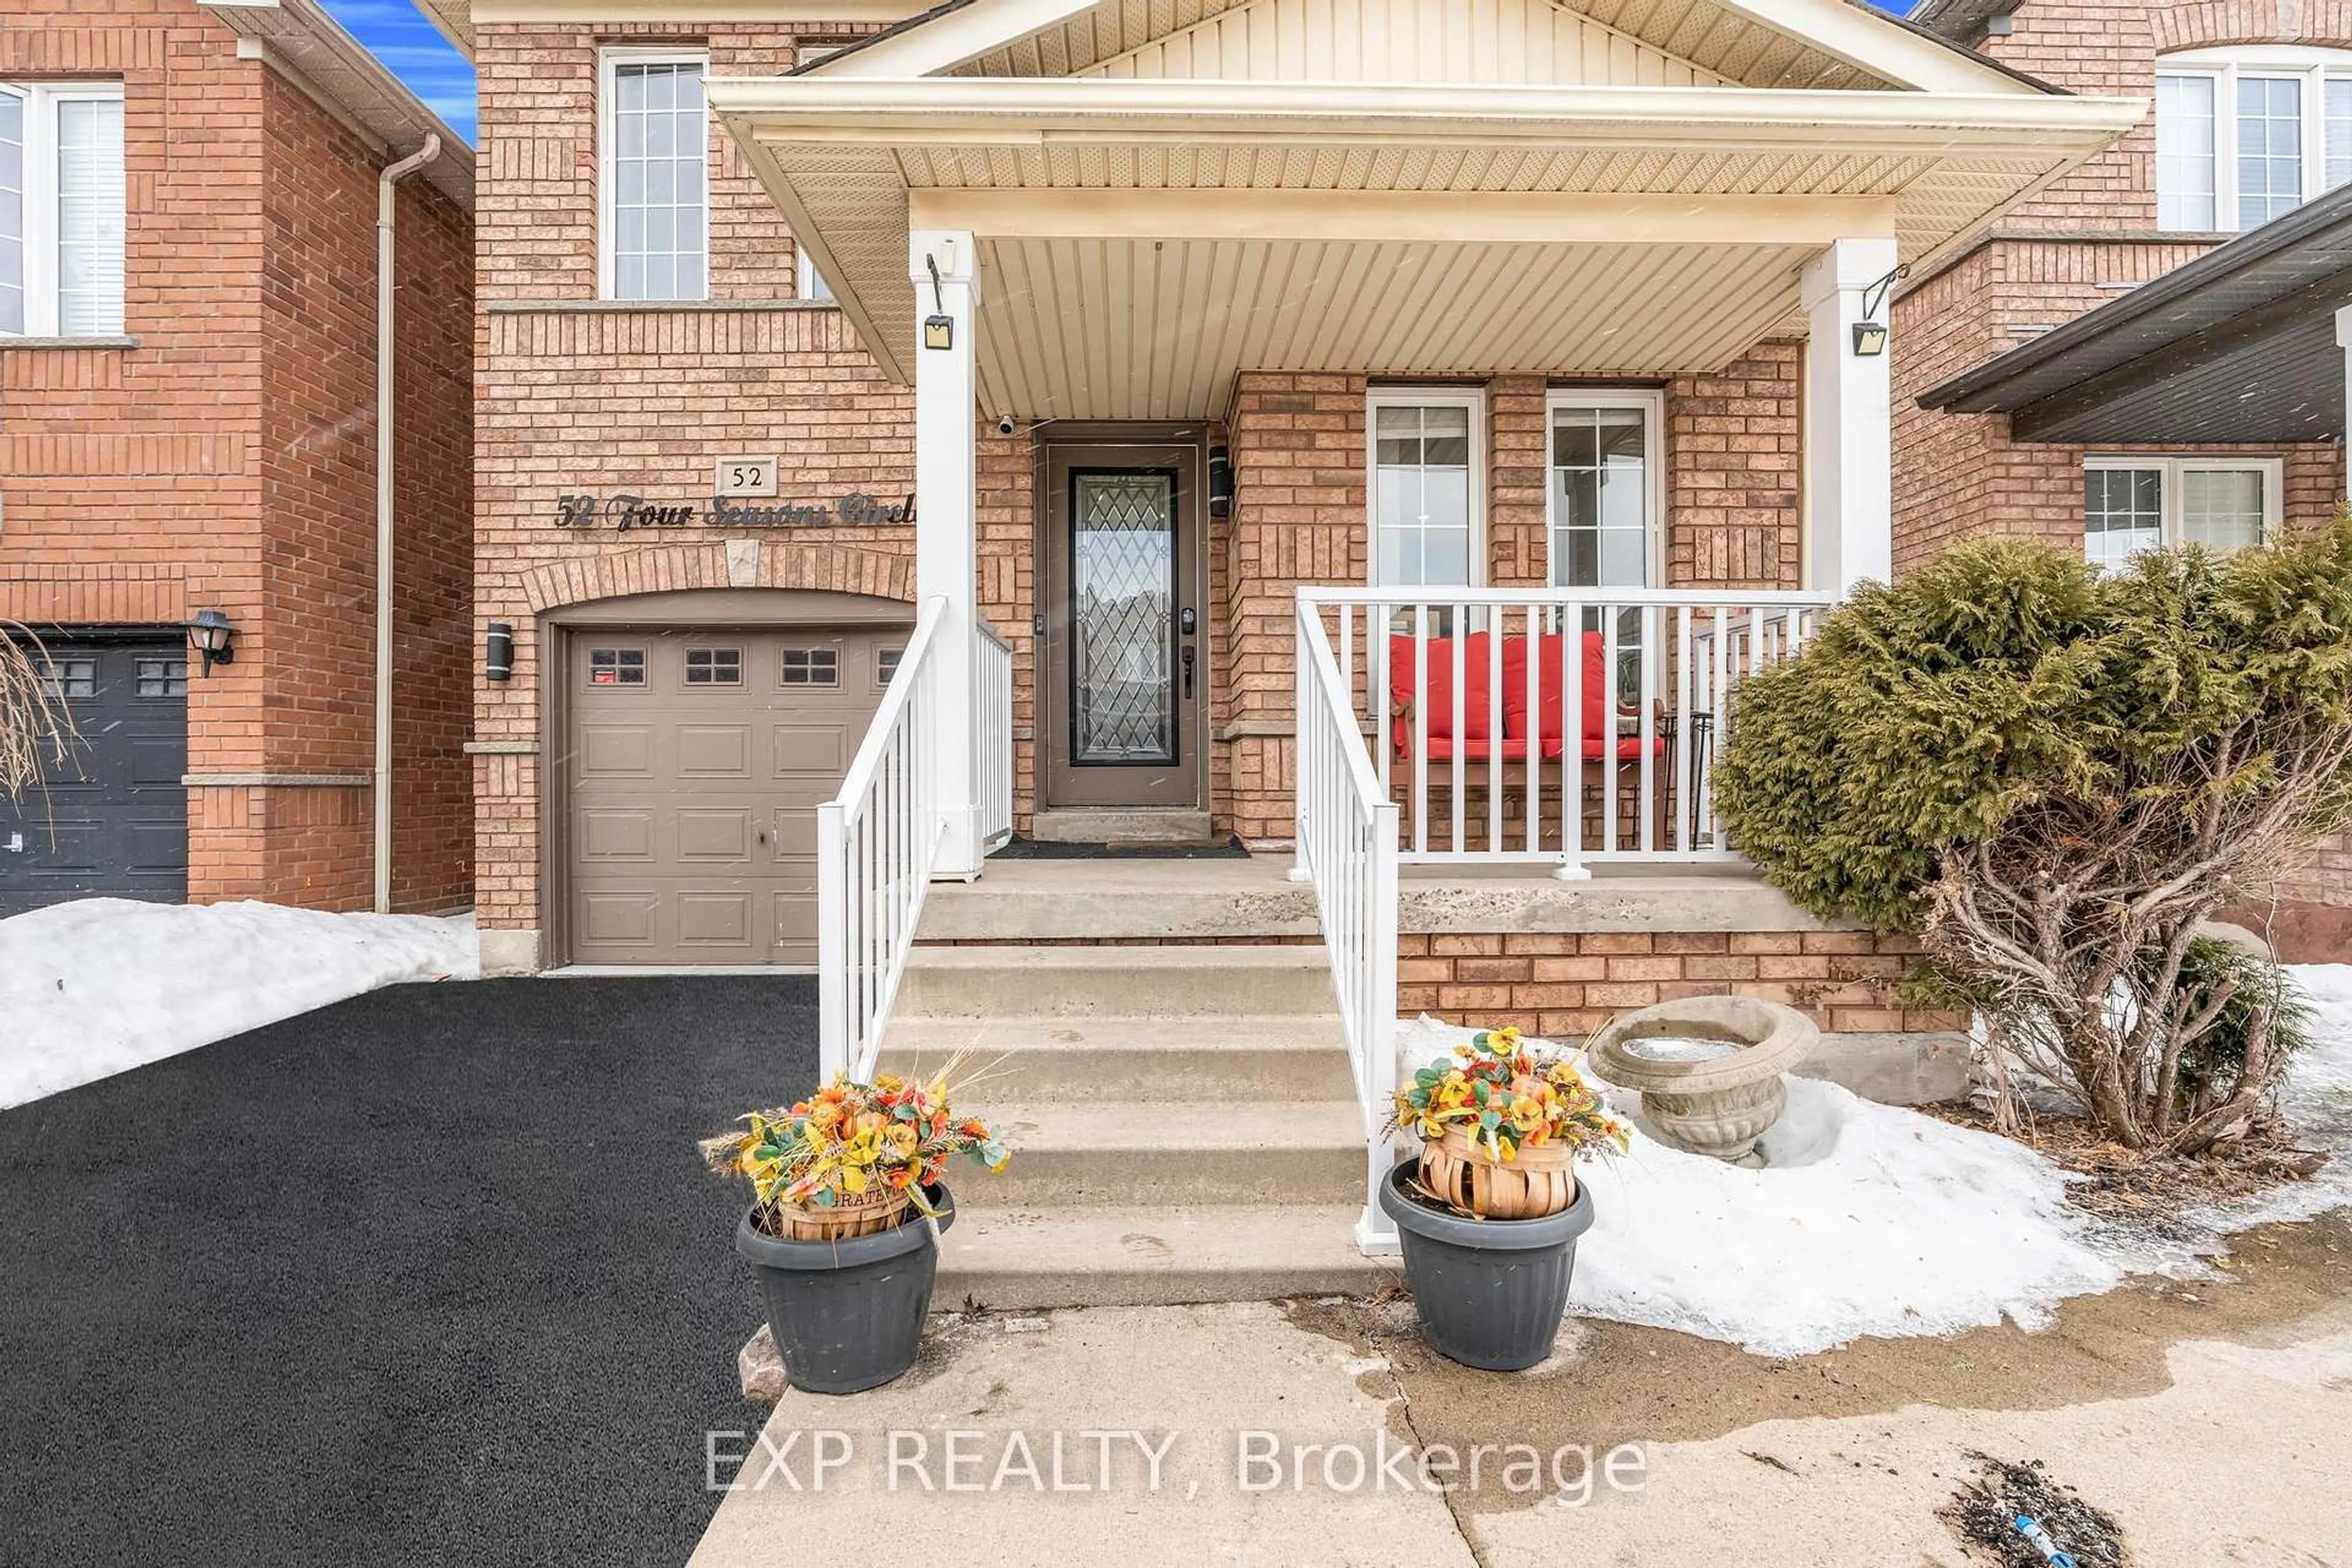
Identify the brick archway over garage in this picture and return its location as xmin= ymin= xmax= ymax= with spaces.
xmin=517 ymin=540 xmax=914 ymax=616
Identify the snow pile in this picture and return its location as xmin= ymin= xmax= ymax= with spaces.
xmin=0 ymin=898 xmax=477 ymax=1108
xmin=1393 ymin=991 xmax=2352 ymax=1359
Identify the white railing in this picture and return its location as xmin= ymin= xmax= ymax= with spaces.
xmin=817 ymin=595 xmax=949 ymax=1081
xmin=1295 ymin=587 xmax=1836 ymax=874
xmin=1294 ymin=599 xmax=1403 ymax=1250
xmin=974 ymin=617 xmax=1014 ymax=851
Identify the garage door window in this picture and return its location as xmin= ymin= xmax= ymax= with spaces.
xmin=41 ymin=657 xmax=94 ymax=698
xmin=135 ymin=657 xmax=187 ymax=698
xmin=684 ymin=647 xmax=742 ymax=685
xmin=781 ymin=647 xmax=838 ymax=687
xmin=875 ymin=647 xmax=903 ymax=687
xmin=588 ymin=647 xmax=647 ymax=687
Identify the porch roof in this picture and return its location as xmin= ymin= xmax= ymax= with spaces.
xmin=709 ymin=74 xmax=2139 ymax=418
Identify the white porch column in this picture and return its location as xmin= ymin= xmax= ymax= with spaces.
xmin=911 ymin=228 xmax=982 ymax=880
xmin=1800 ymin=236 xmax=1899 ymax=595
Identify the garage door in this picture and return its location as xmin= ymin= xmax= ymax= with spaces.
xmin=564 ymin=626 xmax=900 ymax=965
xmin=0 ymin=637 xmax=190 ymax=916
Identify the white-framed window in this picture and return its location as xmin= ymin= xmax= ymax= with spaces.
xmin=598 ymin=48 xmax=708 ymax=302
xmin=2156 ymin=47 xmax=2352 ymax=232
xmin=1366 ymin=387 xmax=1485 ymax=589
xmin=1 ymin=81 xmax=126 ymax=337
xmin=1545 ymin=389 xmax=1664 ymax=592
xmin=2083 ymin=455 xmax=2281 ymax=570
xmin=790 ymin=42 xmax=840 ymax=303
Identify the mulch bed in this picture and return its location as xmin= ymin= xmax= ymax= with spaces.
xmin=1924 ymin=1101 xmax=2329 ymax=1225
xmin=1940 ymin=1453 xmax=2131 ymax=1567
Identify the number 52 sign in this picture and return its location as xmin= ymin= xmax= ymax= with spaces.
xmin=714 ymin=456 xmax=780 ymax=498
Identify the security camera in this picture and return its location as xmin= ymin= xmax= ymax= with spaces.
xmin=995 ymin=414 xmax=1017 ymax=436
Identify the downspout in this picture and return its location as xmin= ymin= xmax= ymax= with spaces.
xmin=375 ymin=134 xmax=440 ymax=914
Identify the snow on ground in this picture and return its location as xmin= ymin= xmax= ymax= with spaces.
xmin=1395 ymin=976 xmax=2352 ymax=1359
xmin=0 ymin=898 xmax=477 ymax=1109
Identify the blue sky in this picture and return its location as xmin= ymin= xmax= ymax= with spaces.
xmin=322 ymin=0 xmax=1924 ymax=149
xmin=319 ymin=0 xmax=477 ymax=143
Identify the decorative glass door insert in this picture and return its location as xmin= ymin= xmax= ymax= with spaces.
xmin=1070 ymin=471 xmax=1177 ymax=765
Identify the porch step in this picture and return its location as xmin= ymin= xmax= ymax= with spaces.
xmin=879 ymin=1015 xmax=1357 ymax=1101
xmin=952 ymin=1100 xmax=1366 ymax=1209
xmin=894 ymin=943 xmax=1336 ymax=1017
xmin=921 ymin=854 xmax=1319 ymax=941
xmin=1028 ymin=808 xmax=1216 ymax=845
xmin=935 ymin=1204 xmax=1398 ymax=1311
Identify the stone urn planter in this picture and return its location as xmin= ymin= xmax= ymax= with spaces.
xmin=735 ymin=1185 xmax=954 ymax=1395
xmin=1588 ymin=995 xmax=1817 ymax=1161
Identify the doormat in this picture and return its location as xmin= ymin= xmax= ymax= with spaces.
xmin=992 ymin=834 xmax=1251 ymax=861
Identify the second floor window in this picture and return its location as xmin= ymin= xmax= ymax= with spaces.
xmin=2157 ymin=47 xmax=2352 ymax=232
xmin=601 ymin=51 xmax=707 ymax=302
xmin=1 ymin=81 xmax=126 ymax=337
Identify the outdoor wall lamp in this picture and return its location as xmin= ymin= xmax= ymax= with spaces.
xmin=185 ymin=608 xmax=236 ymax=674
xmin=1850 ymin=263 xmax=1911 ymax=358
xmin=485 ymin=622 xmax=514 ymax=681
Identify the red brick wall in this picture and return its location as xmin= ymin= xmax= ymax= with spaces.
xmin=0 ymin=0 xmax=473 ymax=913
xmin=1398 ymin=929 xmax=1962 ymax=1040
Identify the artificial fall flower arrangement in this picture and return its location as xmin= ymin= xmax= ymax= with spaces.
xmin=1389 ymin=1026 xmax=1627 ymax=1219
xmin=706 ymin=1069 xmax=1010 ymax=1238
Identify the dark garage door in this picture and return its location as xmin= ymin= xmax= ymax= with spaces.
xmin=0 ymin=636 xmax=189 ymax=916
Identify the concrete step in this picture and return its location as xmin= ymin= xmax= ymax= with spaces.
xmin=921 ymin=856 xmax=1318 ymax=941
xmin=895 ymin=943 xmax=1336 ymax=1019
xmin=951 ymin=1099 xmax=1367 ymax=1208
xmin=879 ymin=1015 xmax=1357 ymax=1102
xmin=1027 ymin=808 xmax=1216 ymax=845
xmin=934 ymin=1203 xmax=1398 ymax=1310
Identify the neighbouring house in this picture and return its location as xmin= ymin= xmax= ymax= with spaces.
xmin=446 ymin=0 xmax=2141 ymax=1292
xmin=0 ymin=0 xmax=474 ymax=917
xmin=1896 ymin=0 xmax=2352 ymax=960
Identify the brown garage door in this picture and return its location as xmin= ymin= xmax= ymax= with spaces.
xmin=564 ymin=626 xmax=899 ymax=965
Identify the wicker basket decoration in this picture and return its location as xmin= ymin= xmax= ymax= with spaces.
xmin=1419 ymin=1128 xmax=1576 ymax=1221
xmin=1390 ymin=1025 xmax=1627 ymax=1222
xmin=769 ymin=1184 xmax=915 ymax=1242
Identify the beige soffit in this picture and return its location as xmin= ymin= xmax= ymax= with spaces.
xmin=805 ymin=0 xmax=2042 ymax=95
xmin=711 ymin=74 xmax=2141 ymax=413
xmin=201 ymin=0 xmax=475 ymax=205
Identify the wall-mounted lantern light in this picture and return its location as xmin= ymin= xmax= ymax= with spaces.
xmin=1850 ymin=263 xmax=1910 ymax=358
xmin=1850 ymin=321 xmax=1890 ymax=357
xmin=1207 ymin=446 xmax=1235 ymax=519
xmin=185 ymin=608 xmax=236 ymax=675
xmin=486 ymin=622 xmax=514 ymax=682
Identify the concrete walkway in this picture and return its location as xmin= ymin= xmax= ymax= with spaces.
xmin=695 ymin=1213 xmax=2352 ymax=1566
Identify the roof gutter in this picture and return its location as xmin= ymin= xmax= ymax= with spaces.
xmin=375 ymin=134 xmax=440 ymax=915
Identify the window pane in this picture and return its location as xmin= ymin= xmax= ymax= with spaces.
xmin=2180 ymin=468 xmax=2265 ymax=551
xmin=2084 ymin=468 xmax=2163 ymax=570
xmin=2237 ymin=75 xmax=2304 ymax=228
xmin=2157 ymin=74 xmax=2218 ymax=230
xmin=2329 ymin=77 xmax=2352 ymax=189
xmin=1 ymin=91 xmax=22 ymax=334
xmin=56 ymin=96 xmax=126 ymax=335
xmin=1551 ymin=405 xmax=1651 ymax=589
xmin=1371 ymin=404 xmax=1477 ymax=587
xmin=608 ymin=61 xmax=707 ymax=301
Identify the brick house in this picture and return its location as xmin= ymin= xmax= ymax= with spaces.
xmin=0 ymin=0 xmax=473 ymax=916
xmin=1894 ymin=0 xmax=2352 ymax=957
xmin=446 ymin=0 xmax=2144 ymax=1275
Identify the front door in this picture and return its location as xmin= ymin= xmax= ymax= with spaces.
xmin=1039 ymin=440 xmax=1205 ymax=810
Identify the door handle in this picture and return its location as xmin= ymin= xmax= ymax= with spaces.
xmin=1181 ymin=644 xmax=1195 ymax=699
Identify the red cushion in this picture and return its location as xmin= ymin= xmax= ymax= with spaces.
xmin=1500 ymin=631 xmax=1610 ymax=748
xmin=1387 ymin=633 xmax=1497 ymax=752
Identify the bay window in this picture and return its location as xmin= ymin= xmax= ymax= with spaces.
xmin=1 ymin=81 xmax=126 ymax=337
xmin=2083 ymin=456 xmax=2279 ymax=570
xmin=600 ymin=50 xmax=709 ymax=302
xmin=2156 ymin=47 xmax=2352 ymax=232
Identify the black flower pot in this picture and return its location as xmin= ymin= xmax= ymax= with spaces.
xmin=1376 ymin=1158 xmax=1594 ymax=1371
xmin=734 ymin=1183 xmax=955 ymax=1395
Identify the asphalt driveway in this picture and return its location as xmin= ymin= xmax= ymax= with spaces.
xmin=0 ymin=975 xmax=815 ymax=1568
